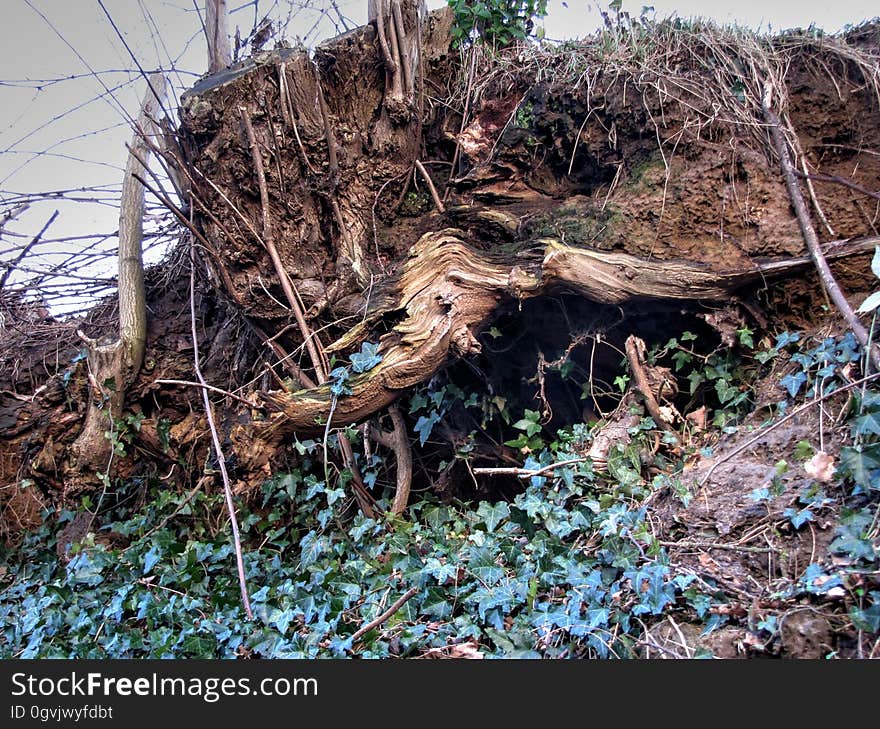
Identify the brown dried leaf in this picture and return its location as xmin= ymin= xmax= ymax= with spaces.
xmin=448 ymin=642 xmax=484 ymax=660
xmin=804 ymin=451 xmax=835 ymax=482
xmin=685 ymin=406 xmax=708 ymax=429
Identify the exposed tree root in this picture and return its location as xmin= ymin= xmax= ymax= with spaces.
xmin=230 ymin=230 xmax=877 ymax=478
xmin=370 ymin=404 xmax=413 ymax=514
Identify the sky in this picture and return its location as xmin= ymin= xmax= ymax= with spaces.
xmin=1 ymin=0 xmax=878 ymax=313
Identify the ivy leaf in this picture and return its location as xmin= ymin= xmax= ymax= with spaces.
xmin=250 ymin=585 xmax=270 ymax=603
xmin=328 ymin=367 xmax=351 ymax=396
xmin=408 ymin=392 xmax=428 ymax=413
xmin=266 ymin=607 xmax=295 ymax=635
xmin=715 ymin=379 xmax=739 ymax=404
xmin=774 ymin=331 xmax=801 ymax=350
xmin=299 ymin=530 xmax=328 ymax=567
xmin=784 ymin=507 xmax=814 ymax=529
xmin=512 ymin=410 xmax=542 ymax=436
xmin=799 ymin=563 xmax=844 ymax=595
xmin=304 ymin=477 xmax=326 ymax=501
xmin=422 ymin=557 xmax=458 ymax=583
xmin=67 ymin=552 xmax=106 ymax=586
xmin=838 ymin=445 xmax=880 ymax=491
xmin=523 ymin=455 xmax=546 ymax=488
xmin=413 ymin=411 xmax=441 ymax=446
xmin=780 ymin=371 xmax=807 ymax=398
xmin=624 ymin=564 xmax=674 ymax=615
xmin=830 ymin=510 xmax=877 ymax=562
xmin=467 ymin=546 xmax=505 ymax=585
xmin=687 ymin=370 xmax=705 ymax=394
xmin=470 ymin=578 xmax=526 ymax=620
xmin=671 ymin=350 xmax=692 ymax=371
xmin=850 ymin=593 xmax=880 ymax=632
xmin=143 ymin=544 xmax=162 ymax=575
xmin=476 ymin=501 xmax=510 ymax=532
xmin=850 ymin=408 xmax=880 ymax=438
xmin=422 ymin=587 xmax=453 ymax=619
xmin=350 ymin=342 xmax=382 ymax=373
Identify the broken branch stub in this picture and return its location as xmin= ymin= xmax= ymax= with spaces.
xmin=66 ymin=73 xmax=168 ymax=487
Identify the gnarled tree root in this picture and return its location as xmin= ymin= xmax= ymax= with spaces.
xmin=231 ymin=230 xmax=878 ymax=476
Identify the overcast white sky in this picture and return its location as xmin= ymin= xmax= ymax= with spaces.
xmin=1 ymin=0 xmax=877 ymax=310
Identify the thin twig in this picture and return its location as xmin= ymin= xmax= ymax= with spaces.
xmin=413 ymin=160 xmax=445 ymax=214
xmin=0 ymin=209 xmax=59 ymax=290
xmin=658 ymin=540 xmax=773 ymax=554
xmin=138 ymin=476 xmax=209 ymax=542
xmin=239 ymin=106 xmax=327 ymax=381
xmin=315 ymin=75 xmax=339 ymax=180
xmin=189 ymin=237 xmax=252 ymax=620
xmin=796 ymin=169 xmax=880 ymax=202
xmin=154 ymin=378 xmax=255 ymax=408
xmin=473 ymin=458 xmax=588 ymax=478
xmin=799 ymin=156 xmax=835 ymax=237
xmin=350 ymin=586 xmax=419 ymax=643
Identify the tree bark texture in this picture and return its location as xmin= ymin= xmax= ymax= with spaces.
xmin=205 ymin=0 xmax=232 ymax=74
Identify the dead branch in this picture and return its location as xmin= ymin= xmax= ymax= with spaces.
xmin=154 ymin=379 xmax=255 ymax=407
xmin=625 ymin=334 xmax=676 ymax=434
xmin=761 ymin=84 xmax=880 ymax=370
xmin=66 ymin=73 xmax=167 ymax=482
xmin=119 ymin=72 xmax=167 ymax=380
xmin=315 ymin=76 xmax=339 ymax=181
xmin=350 ymin=586 xmax=419 ymax=643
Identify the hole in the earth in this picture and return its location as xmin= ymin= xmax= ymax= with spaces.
xmin=398 ymin=295 xmax=726 ymax=503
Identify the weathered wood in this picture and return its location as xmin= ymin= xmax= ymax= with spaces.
xmin=230 ymin=231 xmax=878 ymax=474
